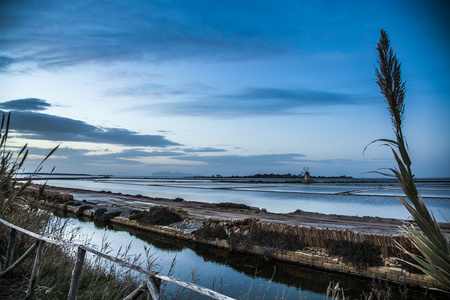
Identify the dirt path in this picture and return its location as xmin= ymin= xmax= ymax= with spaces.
xmin=43 ymin=185 xmax=450 ymax=236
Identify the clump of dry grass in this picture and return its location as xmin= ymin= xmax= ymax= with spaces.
xmin=215 ymin=202 xmax=251 ymax=210
xmin=193 ymin=218 xmax=305 ymax=253
xmin=93 ymin=208 xmax=122 ymax=222
xmin=129 ymin=206 xmax=186 ymax=226
xmin=193 ymin=219 xmax=229 ymax=240
xmin=329 ymin=240 xmax=382 ymax=270
xmin=228 ymin=219 xmax=305 ymax=252
xmin=32 ymin=189 xmax=74 ymax=204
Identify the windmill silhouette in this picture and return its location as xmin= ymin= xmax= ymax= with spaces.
xmin=302 ymin=167 xmax=313 ymax=183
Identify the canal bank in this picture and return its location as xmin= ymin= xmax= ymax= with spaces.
xmin=35 ymin=187 xmax=448 ymax=296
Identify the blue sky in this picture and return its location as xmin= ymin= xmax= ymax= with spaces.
xmin=0 ymin=0 xmax=449 ymax=177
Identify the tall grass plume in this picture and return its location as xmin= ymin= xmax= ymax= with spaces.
xmin=368 ymin=29 xmax=449 ymax=291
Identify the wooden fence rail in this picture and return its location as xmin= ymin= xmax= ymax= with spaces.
xmin=0 ymin=218 xmax=234 ymax=300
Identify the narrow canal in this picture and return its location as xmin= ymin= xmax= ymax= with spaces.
xmin=56 ymin=213 xmax=428 ymax=300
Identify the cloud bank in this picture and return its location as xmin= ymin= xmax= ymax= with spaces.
xmin=0 ymin=99 xmax=179 ymax=147
xmin=0 ymin=98 xmax=51 ymax=111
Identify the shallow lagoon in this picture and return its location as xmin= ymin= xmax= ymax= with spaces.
xmin=45 ymin=178 xmax=450 ymax=222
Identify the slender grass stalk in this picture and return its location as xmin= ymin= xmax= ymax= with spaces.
xmin=0 ymin=112 xmax=59 ymax=216
xmin=370 ymin=29 xmax=450 ymax=291
xmin=326 ymin=282 xmax=347 ymax=300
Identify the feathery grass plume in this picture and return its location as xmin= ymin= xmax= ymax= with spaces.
xmin=371 ymin=29 xmax=450 ymax=290
xmin=0 ymin=112 xmax=59 ymax=216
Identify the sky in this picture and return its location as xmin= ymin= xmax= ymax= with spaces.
xmin=0 ymin=0 xmax=449 ymax=178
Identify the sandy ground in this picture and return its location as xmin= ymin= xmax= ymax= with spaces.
xmin=43 ymin=185 xmax=450 ymax=236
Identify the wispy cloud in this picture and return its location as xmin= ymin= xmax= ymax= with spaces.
xmin=183 ymin=147 xmax=227 ymax=153
xmin=0 ymin=56 xmax=14 ymax=71
xmin=24 ymin=144 xmax=393 ymax=177
xmin=25 ymin=147 xmax=145 ymax=173
xmin=105 ymin=81 xmax=212 ymax=99
xmin=175 ymin=153 xmax=306 ymax=166
xmin=115 ymin=149 xmax=184 ymax=157
xmin=26 ymin=147 xmax=309 ymax=175
xmin=33 ymin=147 xmax=182 ymax=161
xmin=0 ymin=1 xmax=297 ymax=73
xmin=147 ymin=87 xmax=368 ymax=117
xmin=169 ymin=153 xmax=309 ymax=175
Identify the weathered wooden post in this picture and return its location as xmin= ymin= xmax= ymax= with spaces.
xmin=68 ymin=246 xmax=86 ymax=300
xmin=0 ymin=241 xmax=39 ymax=278
xmin=4 ymin=228 xmax=17 ymax=269
xmin=25 ymin=239 xmax=46 ymax=300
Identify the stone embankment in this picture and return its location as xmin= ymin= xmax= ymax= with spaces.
xmin=39 ymin=198 xmax=447 ymax=292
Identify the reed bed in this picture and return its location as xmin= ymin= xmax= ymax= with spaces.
xmin=194 ymin=218 xmax=417 ymax=259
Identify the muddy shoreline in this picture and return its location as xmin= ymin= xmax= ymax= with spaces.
xmin=40 ymin=184 xmax=450 ymax=236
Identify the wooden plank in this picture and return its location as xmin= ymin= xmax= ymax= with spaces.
xmin=25 ymin=240 xmax=46 ymax=300
xmin=4 ymin=228 xmax=16 ymax=269
xmin=123 ymin=281 xmax=147 ymax=300
xmin=68 ymin=247 xmax=86 ymax=300
xmin=0 ymin=218 xmax=71 ymax=247
xmin=79 ymin=245 xmax=158 ymax=278
xmin=80 ymin=245 xmax=234 ymax=299
xmin=156 ymin=274 xmax=235 ymax=300
xmin=0 ymin=241 xmax=39 ymax=278
xmin=146 ymin=277 xmax=160 ymax=300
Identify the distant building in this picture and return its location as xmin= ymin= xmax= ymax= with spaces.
xmin=304 ymin=171 xmax=310 ymax=181
xmin=301 ymin=171 xmax=314 ymax=183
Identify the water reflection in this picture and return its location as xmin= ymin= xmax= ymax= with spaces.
xmin=56 ymin=214 xmax=432 ymax=300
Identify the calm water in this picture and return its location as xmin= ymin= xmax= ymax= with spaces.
xmin=44 ymin=177 xmax=450 ymax=222
xmin=44 ymin=178 xmax=449 ymax=299
xmin=58 ymin=215 xmax=426 ymax=300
